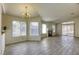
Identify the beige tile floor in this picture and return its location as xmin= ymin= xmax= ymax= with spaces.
xmin=4 ymin=36 xmax=79 ymax=55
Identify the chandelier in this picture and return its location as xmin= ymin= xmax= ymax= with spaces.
xmin=23 ymin=6 xmax=30 ymax=18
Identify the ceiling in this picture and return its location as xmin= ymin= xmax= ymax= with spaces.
xmin=2 ymin=3 xmax=79 ymax=23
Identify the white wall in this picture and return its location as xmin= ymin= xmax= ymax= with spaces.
xmin=56 ymin=23 xmax=62 ymax=36
xmin=74 ymin=17 xmax=79 ymax=37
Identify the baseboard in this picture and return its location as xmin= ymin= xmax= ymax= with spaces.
xmin=6 ymin=40 xmax=41 ymax=46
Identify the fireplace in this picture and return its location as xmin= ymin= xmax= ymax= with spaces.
xmin=48 ymin=30 xmax=52 ymax=37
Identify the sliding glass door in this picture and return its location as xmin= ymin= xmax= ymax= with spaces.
xmin=62 ymin=24 xmax=74 ymax=36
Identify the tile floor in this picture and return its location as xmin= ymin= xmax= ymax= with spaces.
xmin=4 ymin=36 xmax=79 ymax=55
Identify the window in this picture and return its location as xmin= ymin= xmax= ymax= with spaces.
xmin=62 ymin=21 xmax=74 ymax=36
xmin=42 ymin=24 xmax=47 ymax=34
xmin=30 ymin=22 xmax=39 ymax=36
xmin=12 ymin=21 xmax=26 ymax=37
xmin=52 ymin=25 xmax=56 ymax=33
xmin=20 ymin=22 xmax=26 ymax=36
xmin=12 ymin=21 xmax=20 ymax=37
